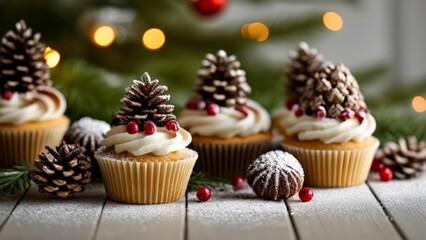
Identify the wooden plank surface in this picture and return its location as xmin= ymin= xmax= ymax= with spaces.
xmin=368 ymin=172 xmax=426 ymax=240
xmin=0 ymin=183 xmax=106 ymax=240
xmin=187 ymin=188 xmax=296 ymax=240
xmin=0 ymin=191 xmax=26 ymax=231
xmin=96 ymin=198 xmax=185 ymax=240
xmin=287 ymin=184 xmax=402 ymax=240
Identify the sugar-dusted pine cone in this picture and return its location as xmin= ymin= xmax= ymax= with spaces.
xmin=0 ymin=20 xmax=51 ymax=94
xmin=112 ymin=72 xmax=176 ymax=127
xmin=300 ymin=63 xmax=367 ymax=119
xmin=375 ymin=136 xmax=426 ymax=179
xmin=196 ymin=50 xmax=251 ymax=107
xmin=285 ymin=42 xmax=324 ymax=98
xmin=29 ymin=142 xmax=92 ymax=198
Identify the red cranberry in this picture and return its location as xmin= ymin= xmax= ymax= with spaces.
xmin=166 ymin=120 xmax=179 ymax=132
xmin=299 ymin=187 xmax=314 ymax=202
xmin=355 ymin=110 xmax=367 ymax=124
xmin=126 ymin=121 xmax=140 ymax=134
xmin=186 ymin=99 xmax=198 ymax=110
xmin=232 ymin=176 xmax=247 ymax=191
xmin=1 ymin=90 xmax=14 ymax=101
xmin=379 ymin=167 xmax=393 ymax=182
xmin=292 ymin=104 xmax=303 ymax=117
xmin=206 ymin=103 xmax=220 ymax=116
xmin=340 ymin=109 xmax=354 ymax=121
xmin=196 ymin=187 xmax=212 ymax=202
xmin=314 ymin=106 xmax=327 ymax=120
xmin=144 ymin=121 xmax=157 ymax=135
xmin=235 ymin=106 xmax=249 ymax=117
xmin=285 ymin=98 xmax=298 ymax=110
xmin=371 ymin=160 xmax=384 ymax=172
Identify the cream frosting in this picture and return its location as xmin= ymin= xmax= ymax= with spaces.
xmin=0 ymin=87 xmax=66 ymax=125
xmin=101 ymin=125 xmax=192 ymax=156
xmin=178 ymin=99 xmax=271 ymax=139
xmin=273 ymin=108 xmax=376 ymax=144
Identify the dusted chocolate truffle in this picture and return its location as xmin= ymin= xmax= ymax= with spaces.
xmin=247 ymin=150 xmax=304 ymax=200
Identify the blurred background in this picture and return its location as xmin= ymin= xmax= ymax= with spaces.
xmin=0 ymin=0 xmax=425 ymax=141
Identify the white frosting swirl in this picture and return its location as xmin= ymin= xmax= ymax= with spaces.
xmin=0 ymin=87 xmax=66 ymax=125
xmin=101 ymin=125 xmax=192 ymax=156
xmin=273 ymin=108 xmax=376 ymax=144
xmin=178 ymin=99 xmax=271 ymax=139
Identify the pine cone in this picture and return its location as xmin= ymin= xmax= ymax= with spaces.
xmin=112 ymin=72 xmax=176 ymax=127
xmin=0 ymin=20 xmax=51 ymax=93
xmin=300 ymin=63 xmax=367 ymax=119
xmin=196 ymin=50 xmax=251 ymax=107
xmin=375 ymin=136 xmax=426 ymax=179
xmin=29 ymin=142 xmax=92 ymax=198
xmin=285 ymin=42 xmax=324 ymax=98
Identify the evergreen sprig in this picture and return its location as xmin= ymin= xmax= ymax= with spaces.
xmin=0 ymin=164 xmax=32 ymax=197
xmin=187 ymin=172 xmax=229 ymax=192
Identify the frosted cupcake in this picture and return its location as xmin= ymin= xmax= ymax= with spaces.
xmin=0 ymin=20 xmax=69 ymax=167
xmin=95 ymin=73 xmax=197 ymax=204
xmin=274 ymin=60 xmax=379 ymax=187
xmin=178 ymin=50 xmax=271 ymax=179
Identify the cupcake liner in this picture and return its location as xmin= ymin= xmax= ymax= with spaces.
xmin=282 ymin=137 xmax=379 ymax=187
xmin=0 ymin=116 xmax=69 ymax=167
xmin=191 ymin=139 xmax=271 ymax=179
xmin=95 ymin=149 xmax=197 ymax=204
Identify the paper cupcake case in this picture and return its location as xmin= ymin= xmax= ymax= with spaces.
xmin=282 ymin=138 xmax=379 ymax=187
xmin=96 ymin=150 xmax=197 ymax=204
xmin=191 ymin=139 xmax=271 ymax=179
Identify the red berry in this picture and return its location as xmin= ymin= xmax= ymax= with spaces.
xmin=186 ymin=99 xmax=197 ymax=110
xmin=232 ymin=176 xmax=247 ymax=191
xmin=166 ymin=120 xmax=179 ymax=132
xmin=355 ymin=110 xmax=367 ymax=124
xmin=144 ymin=121 xmax=157 ymax=135
xmin=340 ymin=109 xmax=354 ymax=121
xmin=1 ymin=90 xmax=14 ymax=101
xmin=379 ymin=167 xmax=393 ymax=182
xmin=194 ymin=0 xmax=227 ymax=16
xmin=299 ymin=187 xmax=314 ymax=202
xmin=292 ymin=104 xmax=303 ymax=117
xmin=196 ymin=187 xmax=211 ymax=202
xmin=206 ymin=103 xmax=219 ymax=116
xmin=314 ymin=106 xmax=327 ymax=120
xmin=371 ymin=160 xmax=384 ymax=172
xmin=285 ymin=98 xmax=297 ymax=110
xmin=235 ymin=106 xmax=249 ymax=117
xmin=126 ymin=121 xmax=140 ymax=134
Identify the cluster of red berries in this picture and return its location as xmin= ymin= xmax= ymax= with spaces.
xmin=126 ymin=120 xmax=179 ymax=135
xmin=186 ymin=99 xmax=249 ymax=117
xmin=371 ymin=157 xmax=393 ymax=181
xmin=285 ymin=98 xmax=367 ymax=123
xmin=1 ymin=90 xmax=14 ymax=100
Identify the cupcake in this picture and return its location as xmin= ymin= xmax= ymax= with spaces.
xmin=0 ymin=20 xmax=69 ymax=167
xmin=274 ymin=46 xmax=379 ymax=187
xmin=178 ymin=50 xmax=271 ymax=179
xmin=94 ymin=73 xmax=197 ymax=204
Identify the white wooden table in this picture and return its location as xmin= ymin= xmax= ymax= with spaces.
xmin=1 ymin=172 xmax=425 ymax=240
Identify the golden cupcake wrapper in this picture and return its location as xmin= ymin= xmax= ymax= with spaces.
xmin=0 ymin=117 xmax=69 ymax=167
xmin=282 ymin=138 xmax=380 ymax=188
xmin=191 ymin=140 xmax=271 ymax=179
xmin=95 ymin=149 xmax=197 ymax=204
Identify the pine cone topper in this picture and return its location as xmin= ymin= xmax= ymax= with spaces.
xmin=0 ymin=20 xmax=51 ymax=93
xmin=112 ymin=72 xmax=176 ymax=127
xmin=285 ymin=42 xmax=324 ymax=97
xmin=300 ymin=63 xmax=367 ymax=119
xmin=196 ymin=50 xmax=251 ymax=107
xmin=376 ymin=136 xmax=426 ymax=179
xmin=29 ymin=143 xmax=92 ymax=198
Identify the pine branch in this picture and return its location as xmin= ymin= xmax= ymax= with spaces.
xmin=187 ymin=172 xmax=229 ymax=192
xmin=0 ymin=164 xmax=32 ymax=197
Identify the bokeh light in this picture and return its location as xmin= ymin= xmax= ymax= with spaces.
xmin=412 ymin=96 xmax=426 ymax=113
xmin=323 ymin=12 xmax=344 ymax=32
xmin=241 ymin=22 xmax=269 ymax=42
xmin=142 ymin=28 xmax=165 ymax=50
xmin=93 ymin=25 xmax=116 ymax=47
xmin=44 ymin=47 xmax=60 ymax=68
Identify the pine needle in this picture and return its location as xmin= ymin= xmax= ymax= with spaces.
xmin=187 ymin=172 xmax=229 ymax=192
xmin=0 ymin=164 xmax=32 ymax=197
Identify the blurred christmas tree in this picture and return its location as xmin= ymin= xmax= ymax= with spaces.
xmin=0 ymin=0 xmax=424 ymax=143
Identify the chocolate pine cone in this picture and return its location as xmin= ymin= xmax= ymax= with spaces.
xmin=0 ymin=20 xmax=51 ymax=93
xmin=300 ymin=63 xmax=367 ymax=119
xmin=29 ymin=142 xmax=92 ymax=198
xmin=376 ymin=136 xmax=426 ymax=179
xmin=112 ymin=72 xmax=176 ymax=127
xmin=285 ymin=42 xmax=324 ymax=98
xmin=196 ymin=50 xmax=251 ymax=107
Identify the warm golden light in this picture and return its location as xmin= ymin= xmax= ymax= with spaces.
xmin=242 ymin=22 xmax=269 ymax=42
xmin=412 ymin=96 xmax=426 ymax=113
xmin=323 ymin=12 xmax=344 ymax=32
xmin=93 ymin=25 xmax=116 ymax=47
xmin=142 ymin=28 xmax=165 ymax=50
xmin=44 ymin=47 xmax=60 ymax=68
xmin=241 ymin=23 xmax=251 ymax=39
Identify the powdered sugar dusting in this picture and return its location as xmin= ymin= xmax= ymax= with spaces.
xmin=248 ymin=150 xmax=304 ymax=178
